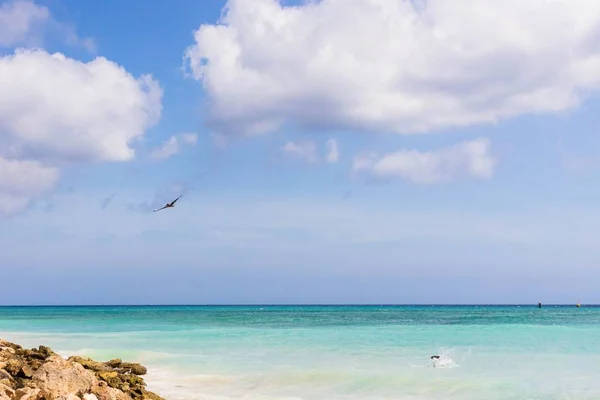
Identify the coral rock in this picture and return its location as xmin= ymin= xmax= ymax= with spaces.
xmin=0 ymin=340 xmax=163 ymax=400
xmin=13 ymin=387 xmax=43 ymax=400
xmin=0 ymin=383 xmax=15 ymax=400
xmin=31 ymin=358 xmax=96 ymax=400
xmin=89 ymin=381 xmax=132 ymax=400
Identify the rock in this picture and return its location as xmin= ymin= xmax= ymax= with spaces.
xmin=0 ymin=340 xmax=163 ymax=400
xmin=0 ymin=369 xmax=13 ymax=384
xmin=141 ymin=391 xmax=165 ymax=400
xmin=97 ymin=371 xmax=121 ymax=389
xmin=19 ymin=364 xmax=35 ymax=378
xmin=119 ymin=363 xmax=147 ymax=376
xmin=104 ymin=360 xmax=122 ymax=368
xmin=22 ymin=350 xmax=45 ymax=361
xmin=0 ymin=383 xmax=15 ymax=399
xmin=13 ymin=387 xmax=43 ymax=400
xmin=57 ymin=394 xmax=82 ymax=400
xmin=0 ymin=347 xmax=15 ymax=357
xmin=89 ymin=381 xmax=132 ymax=400
xmin=68 ymin=357 xmax=112 ymax=373
xmin=5 ymin=358 xmax=23 ymax=376
xmin=38 ymin=346 xmax=54 ymax=358
xmin=32 ymin=358 xmax=96 ymax=400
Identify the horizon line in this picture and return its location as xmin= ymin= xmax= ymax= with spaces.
xmin=0 ymin=303 xmax=593 ymax=307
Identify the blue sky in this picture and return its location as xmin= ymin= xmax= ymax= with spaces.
xmin=2 ymin=0 xmax=600 ymax=304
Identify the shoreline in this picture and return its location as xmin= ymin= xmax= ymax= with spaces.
xmin=0 ymin=338 xmax=165 ymax=400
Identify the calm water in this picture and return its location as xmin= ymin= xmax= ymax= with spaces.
xmin=0 ymin=305 xmax=598 ymax=399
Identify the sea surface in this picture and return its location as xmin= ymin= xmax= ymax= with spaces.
xmin=1 ymin=305 xmax=599 ymax=400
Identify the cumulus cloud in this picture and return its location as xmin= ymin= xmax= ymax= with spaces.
xmin=325 ymin=139 xmax=339 ymax=163
xmin=0 ymin=48 xmax=163 ymax=215
xmin=353 ymin=138 xmax=495 ymax=184
xmin=0 ymin=157 xmax=59 ymax=214
xmin=282 ymin=140 xmax=318 ymax=163
xmin=0 ymin=0 xmax=48 ymax=47
xmin=150 ymin=136 xmax=179 ymax=160
xmin=180 ymin=132 xmax=198 ymax=145
xmin=184 ymin=0 xmax=600 ymax=136
xmin=149 ymin=133 xmax=199 ymax=160
xmin=0 ymin=0 xmax=95 ymax=52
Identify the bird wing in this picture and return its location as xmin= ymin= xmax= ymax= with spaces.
xmin=169 ymin=195 xmax=183 ymax=206
xmin=153 ymin=205 xmax=168 ymax=212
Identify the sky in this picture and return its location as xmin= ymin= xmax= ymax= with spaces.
xmin=1 ymin=0 xmax=600 ymax=305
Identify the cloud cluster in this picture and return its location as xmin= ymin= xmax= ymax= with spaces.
xmin=150 ymin=133 xmax=198 ymax=160
xmin=184 ymin=0 xmax=600 ymax=136
xmin=282 ymin=138 xmax=339 ymax=164
xmin=0 ymin=0 xmax=95 ymax=51
xmin=0 ymin=157 xmax=58 ymax=214
xmin=0 ymin=6 xmax=163 ymax=215
xmin=353 ymin=138 xmax=495 ymax=184
xmin=0 ymin=0 xmax=48 ymax=47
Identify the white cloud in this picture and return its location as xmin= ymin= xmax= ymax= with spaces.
xmin=0 ymin=0 xmax=48 ymax=47
xmin=282 ymin=140 xmax=318 ymax=163
xmin=0 ymin=49 xmax=162 ymax=163
xmin=0 ymin=0 xmax=95 ymax=52
xmin=149 ymin=133 xmax=199 ymax=160
xmin=353 ymin=138 xmax=495 ymax=184
xmin=180 ymin=132 xmax=198 ymax=145
xmin=184 ymin=0 xmax=600 ymax=136
xmin=0 ymin=48 xmax=163 ymax=215
xmin=325 ymin=139 xmax=339 ymax=163
xmin=0 ymin=157 xmax=59 ymax=214
xmin=150 ymin=136 xmax=179 ymax=160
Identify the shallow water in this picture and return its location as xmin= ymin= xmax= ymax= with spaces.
xmin=1 ymin=305 xmax=598 ymax=399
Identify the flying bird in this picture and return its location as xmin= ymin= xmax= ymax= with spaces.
xmin=153 ymin=195 xmax=182 ymax=212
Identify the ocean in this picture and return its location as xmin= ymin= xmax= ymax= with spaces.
xmin=0 ymin=305 xmax=598 ymax=399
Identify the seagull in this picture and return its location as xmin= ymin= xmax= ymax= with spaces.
xmin=153 ymin=195 xmax=182 ymax=212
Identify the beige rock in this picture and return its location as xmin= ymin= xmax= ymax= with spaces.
xmin=0 ymin=369 xmax=13 ymax=384
xmin=31 ymin=357 xmax=96 ymax=400
xmin=57 ymin=394 xmax=82 ymax=400
xmin=0 ymin=383 xmax=15 ymax=399
xmin=0 ymin=340 xmax=162 ymax=400
xmin=3 ymin=347 xmax=15 ymax=355
xmin=68 ymin=357 xmax=111 ymax=373
xmin=14 ymin=387 xmax=43 ymax=400
xmin=4 ymin=358 xmax=23 ymax=375
xmin=0 ymin=349 xmax=14 ymax=364
xmin=89 ymin=382 xmax=132 ymax=400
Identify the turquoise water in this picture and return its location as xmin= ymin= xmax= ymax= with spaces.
xmin=1 ymin=305 xmax=599 ymax=399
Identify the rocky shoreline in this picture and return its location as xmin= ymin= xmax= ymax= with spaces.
xmin=0 ymin=339 xmax=164 ymax=400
